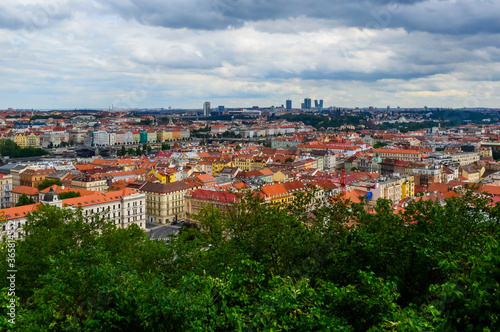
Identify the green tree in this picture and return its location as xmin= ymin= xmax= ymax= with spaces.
xmin=0 ymin=139 xmax=18 ymax=156
xmin=136 ymin=146 xmax=142 ymax=156
xmin=0 ymin=189 xmax=498 ymax=331
xmin=493 ymin=150 xmax=500 ymax=161
xmin=15 ymin=194 xmax=34 ymax=207
xmin=38 ymin=179 xmax=63 ymax=190
xmin=128 ymin=148 xmax=135 ymax=156
xmin=121 ymin=145 xmax=126 ymax=156
xmin=373 ymin=142 xmax=388 ymax=148
xmin=0 ymin=139 xmax=48 ymax=158
xmin=58 ymin=191 xmax=81 ymax=199
xmin=285 ymin=157 xmax=294 ymax=163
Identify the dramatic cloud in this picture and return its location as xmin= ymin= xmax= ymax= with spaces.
xmin=0 ymin=0 xmax=499 ymax=109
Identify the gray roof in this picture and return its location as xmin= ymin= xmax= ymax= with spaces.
xmin=11 ymin=164 xmax=29 ymax=171
xmin=0 ymin=163 xmax=19 ymax=174
xmin=43 ymin=187 xmax=59 ymax=202
xmin=47 ymin=170 xmax=70 ymax=179
xmin=140 ymin=181 xmax=190 ymax=194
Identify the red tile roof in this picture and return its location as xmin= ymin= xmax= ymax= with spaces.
xmin=1 ymin=203 xmax=41 ymax=220
xmin=11 ymin=186 xmax=39 ymax=196
xmin=190 ymin=189 xmax=240 ymax=203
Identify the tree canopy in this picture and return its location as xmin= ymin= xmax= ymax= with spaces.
xmin=37 ymin=179 xmax=63 ymax=190
xmin=1 ymin=190 xmax=500 ymax=330
xmin=58 ymin=191 xmax=81 ymax=199
xmin=15 ymin=194 xmax=34 ymax=207
xmin=0 ymin=139 xmax=49 ymax=158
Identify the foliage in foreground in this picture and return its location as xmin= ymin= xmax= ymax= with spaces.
xmin=0 ymin=190 xmax=499 ymax=331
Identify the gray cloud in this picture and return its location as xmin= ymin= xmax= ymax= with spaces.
xmin=0 ymin=0 xmax=499 ymax=109
xmin=98 ymin=0 xmax=500 ymax=35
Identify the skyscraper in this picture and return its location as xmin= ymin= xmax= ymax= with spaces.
xmin=286 ymin=99 xmax=292 ymax=110
xmin=314 ymin=100 xmax=323 ymax=109
xmin=304 ymin=98 xmax=312 ymax=109
xmin=203 ymin=102 xmax=211 ymax=117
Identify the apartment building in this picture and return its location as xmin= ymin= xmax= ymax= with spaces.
xmin=212 ymin=160 xmax=233 ymax=175
xmin=1 ymin=188 xmax=146 ymax=239
xmin=138 ymin=181 xmax=191 ymax=224
xmin=71 ymin=174 xmax=109 ymax=193
xmin=67 ymin=128 xmax=88 ymax=145
xmin=40 ymin=131 xmax=69 ymax=148
xmin=185 ymin=188 xmax=240 ymax=225
xmin=9 ymin=186 xmax=39 ymax=207
xmin=451 ymin=152 xmax=480 ymax=166
xmin=373 ymin=149 xmax=422 ymax=162
xmin=19 ymin=169 xmax=55 ymax=188
xmin=356 ymin=174 xmax=415 ymax=205
xmin=410 ymin=164 xmax=442 ymax=186
xmin=10 ymin=165 xmax=29 ymax=188
xmin=0 ymin=174 xmax=12 ymax=209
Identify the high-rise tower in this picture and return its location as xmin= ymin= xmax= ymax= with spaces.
xmin=203 ymin=102 xmax=211 ymax=117
xmin=304 ymin=98 xmax=312 ymax=109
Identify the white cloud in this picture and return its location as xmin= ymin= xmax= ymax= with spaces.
xmin=0 ymin=0 xmax=499 ymax=109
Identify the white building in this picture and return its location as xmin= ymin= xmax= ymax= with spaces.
xmin=114 ymin=132 xmax=124 ymax=145
xmin=92 ymin=131 xmax=110 ymax=146
xmin=0 ymin=174 xmax=12 ymax=209
xmin=109 ymin=132 xmax=116 ymax=146
xmin=40 ymin=131 xmax=69 ymax=148
xmin=124 ymin=132 xmax=134 ymax=145
xmin=0 ymin=188 xmax=146 ymax=239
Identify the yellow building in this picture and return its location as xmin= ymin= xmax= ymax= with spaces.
xmin=139 ymin=181 xmax=191 ymax=224
xmin=478 ymin=147 xmax=492 ymax=157
xmin=132 ymin=132 xmax=140 ymax=144
xmin=171 ymin=130 xmax=181 ymax=140
xmin=14 ymin=134 xmax=26 ymax=148
xmin=234 ymin=156 xmax=252 ymax=171
xmin=148 ymin=169 xmax=176 ymax=184
xmin=273 ymin=170 xmax=287 ymax=182
xmin=260 ymin=182 xmax=290 ymax=205
xmin=157 ymin=130 xmax=173 ymax=142
xmin=26 ymin=133 xmax=41 ymax=148
xmin=399 ymin=175 xmax=415 ymax=199
xmin=251 ymin=156 xmax=270 ymax=170
xmin=211 ymin=160 xmax=233 ymax=175
xmin=71 ymin=174 xmax=108 ymax=193
xmin=461 ymin=165 xmax=484 ymax=182
xmin=363 ymin=174 xmax=415 ymax=205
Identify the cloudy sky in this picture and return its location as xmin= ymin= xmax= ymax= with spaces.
xmin=1 ymin=0 xmax=499 ymax=109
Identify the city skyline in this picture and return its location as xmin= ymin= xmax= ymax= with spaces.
xmin=1 ymin=0 xmax=499 ymax=109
